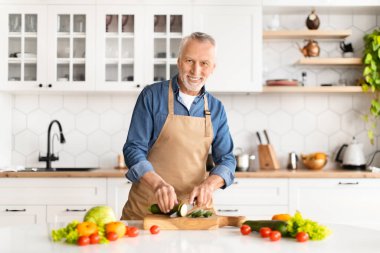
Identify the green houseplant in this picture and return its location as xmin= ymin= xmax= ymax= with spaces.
xmin=362 ymin=28 xmax=380 ymax=144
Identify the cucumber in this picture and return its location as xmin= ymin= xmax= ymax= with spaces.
xmin=148 ymin=203 xmax=188 ymax=217
xmin=243 ymin=220 xmax=288 ymax=236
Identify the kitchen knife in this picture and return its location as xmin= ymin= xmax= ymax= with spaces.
xmin=263 ymin=130 xmax=271 ymax=144
xmin=256 ymin=132 xmax=262 ymax=144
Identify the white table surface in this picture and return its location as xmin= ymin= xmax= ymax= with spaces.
xmin=0 ymin=222 xmax=379 ymax=253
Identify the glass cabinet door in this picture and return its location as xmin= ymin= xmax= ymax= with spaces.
xmin=56 ymin=14 xmax=86 ymax=82
xmin=7 ymin=13 xmax=39 ymax=83
xmin=47 ymin=6 xmax=95 ymax=90
xmin=153 ymin=14 xmax=183 ymax=82
xmin=104 ymin=14 xmax=135 ymax=82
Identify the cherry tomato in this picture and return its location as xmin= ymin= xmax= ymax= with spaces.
xmin=106 ymin=231 xmax=118 ymax=241
xmin=127 ymin=226 xmax=139 ymax=237
xmin=150 ymin=225 xmax=160 ymax=235
xmin=240 ymin=225 xmax=252 ymax=235
xmin=89 ymin=233 xmax=100 ymax=244
xmin=296 ymin=231 xmax=309 ymax=242
xmin=125 ymin=226 xmax=129 ymax=236
xmin=259 ymin=227 xmax=272 ymax=238
xmin=269 ymin=230 xmax=281 ymax=241
xmin=77 ymin=236 xmax=90 ymax=246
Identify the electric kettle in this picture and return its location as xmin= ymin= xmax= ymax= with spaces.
xmin=335 ymin=137 xmax=366 ymax=170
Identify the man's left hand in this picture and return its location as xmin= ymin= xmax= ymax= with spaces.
xmin=189 ymin=175 xmax=225 ymax=207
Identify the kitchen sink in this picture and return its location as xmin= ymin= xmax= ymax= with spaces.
xmin=25 ymin=167 xmax=99 ymax=172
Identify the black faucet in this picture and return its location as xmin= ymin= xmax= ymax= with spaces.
xmin=39 ymin=120 xmax=66 ymax=170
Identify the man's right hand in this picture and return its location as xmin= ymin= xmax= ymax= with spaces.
xmin=141 ymin=171 xmax=178 ymax=213
xmin=154 ymin=182 xmax=178 ymax=213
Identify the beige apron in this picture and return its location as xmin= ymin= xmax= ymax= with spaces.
xmin=121 ymin=81 xmax=213 ymax=220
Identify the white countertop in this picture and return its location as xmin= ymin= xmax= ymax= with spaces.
xmin=1 ymin=222 xmax=379 ymax=253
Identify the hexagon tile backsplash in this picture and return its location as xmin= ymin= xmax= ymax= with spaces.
xmin=11 ymin=93 xmax=379 ymax=170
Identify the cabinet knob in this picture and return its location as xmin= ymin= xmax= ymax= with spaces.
xmin=136 ymin=84 xmax=141 ymax=88
xmin=38 ymin=83 xmax=43 ymax=88
xmin=48 ymin=84 xmax=52 ymax=88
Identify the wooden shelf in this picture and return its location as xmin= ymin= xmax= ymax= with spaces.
xmin=263 ymin=30 xmax=352 ymax=39
xmin=297 ymin=57 xmax=362 ymax=65
xmin=263 ymin=86 xmax=363 ymax=93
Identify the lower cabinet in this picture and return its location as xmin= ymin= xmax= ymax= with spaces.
xmin=1 ymin=177 xmax=380 ymax=229
xmin=289 ymin=179 xmax=380 ymax=231
xmin=106 ymin=178 xmax=132 ymax=220
xmin=0 ymin=205 xmax=46 ymax=226
xmin=0 ymin=178 xmax=107 ymax=226
xmin=214 ymin=178 xmax=289 ymax=219
xmin=46 ymin=205 xmax=95 ymax=223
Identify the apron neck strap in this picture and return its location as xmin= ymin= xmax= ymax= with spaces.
xmin=168 ymin=80 xmax=212 ymax=137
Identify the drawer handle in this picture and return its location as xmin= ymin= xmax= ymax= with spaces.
xmin=233 ymin=181 xmax=239 ymax=184
xmin=217 ymin=209 xmax=239 ymax=212
xmin=6 ymin=208 xmax=26 ymax=212
xmin=338 ymin=181 xmax=359 ymax=185
xmin=65 ymin=208 xmax=87 ymax=212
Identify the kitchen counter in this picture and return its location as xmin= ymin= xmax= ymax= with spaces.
xmin=1 ymin=168 xmax=380 ymax=178
xmin=1 ymin=222 xmax=379 ymax=253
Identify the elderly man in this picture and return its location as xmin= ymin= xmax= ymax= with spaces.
xmin=122 ymin=32 xmax=236 ymax=220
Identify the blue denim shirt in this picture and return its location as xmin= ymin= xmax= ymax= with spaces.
xmin=123 ymin=75 xmax=236 ymax=188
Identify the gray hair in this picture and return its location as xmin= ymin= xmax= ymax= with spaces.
xmin=178 ymin=32 xmax=216 ymax=59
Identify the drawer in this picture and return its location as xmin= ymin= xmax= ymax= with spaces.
xmin=215 ymin=205 xmax=288 ymax=220
xmin=214 ymin=179 xmax=288 ymax=205
xmin=0 ymin=205 xmax=46 ymax=226
xmin=289 ymin=179 xmax=380 ymax=226
xmin=0 ymin=178 xmax=107 ymax=205
xmin=47 ymin=205 xmax=95 ymax=223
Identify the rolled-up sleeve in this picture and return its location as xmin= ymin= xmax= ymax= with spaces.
xmin=209 ymin=104 xmax=236 ymax=188
xmin=123 ymin=88 xmax=155 ymax=183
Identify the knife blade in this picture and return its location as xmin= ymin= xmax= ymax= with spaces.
xmin=263 ymin=130 xmax=270 ymax=144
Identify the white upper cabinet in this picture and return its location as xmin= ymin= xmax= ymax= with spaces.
xmin=0 ymin=5 xmax=95 ymax=91
xmin=263 ymin=0 xmax=380 ymax=7
xmin=46 ymin=6 xmax=96 ymax=91
xmin=192 ymin=6 xmax=262 ymax=92
xmin=143 ymin=6 xmax=191 ymax=86
xmin=96 ymin=5 xmax=144 ymax=91
xmin=0 ymin=6 xmax=47 ymax=90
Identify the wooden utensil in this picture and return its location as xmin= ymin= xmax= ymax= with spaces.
xmin=143 ymin=214 xmax=246 ymax=230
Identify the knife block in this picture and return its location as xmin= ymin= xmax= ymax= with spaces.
xmin=258 ymin=144 xmax=280 ymax=170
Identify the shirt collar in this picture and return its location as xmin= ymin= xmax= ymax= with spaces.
xmin=172 ymin=74 xmax=207 ymax=98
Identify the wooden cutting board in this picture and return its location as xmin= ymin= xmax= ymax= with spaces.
xmin=143 ymin=214 xmax=246 ymax=230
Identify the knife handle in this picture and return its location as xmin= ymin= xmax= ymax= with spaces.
xmin=263 ymin=130 xmax=271 ymax=144
xmin=256 ymin=132 xmax=262 ymax=144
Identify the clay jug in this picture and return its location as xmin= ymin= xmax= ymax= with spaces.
xmin=299 ymin=40 xmax=320 ymax=57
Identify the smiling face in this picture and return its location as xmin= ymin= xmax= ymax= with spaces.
xmin=177 ymin=39 xmax=216 ymax=96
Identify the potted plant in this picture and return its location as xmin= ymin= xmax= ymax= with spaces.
xmin=362 ymin=28 xmax=380 ymax=145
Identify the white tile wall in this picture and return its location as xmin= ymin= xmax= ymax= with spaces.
xmin=11 ymin=92 xmax=377 ymax=170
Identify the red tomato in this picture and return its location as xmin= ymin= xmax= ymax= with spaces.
xmin=125 ymin=226 xmax=129 ymax=236
xmin=127 ymin=226 xmax=139 ymax=237
xmin=106 ymin=231 xmax=119 ymax=241
xmin=296 ymin=231 xmax=309 ymax=242
xmin=89 ymin=233 xmax=100 ymax=244
xmin=240 ymin=225 xmax=252 ymax=235
xmin=150 ymin=225 xmax=160 ymax=235
xmin=77 ymin=236 xmax=90 ymax=246
xmin=259 ymin=227 xmax=272 ymax=238
xmin=269 ymin=230 xmax=281 ymax=241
